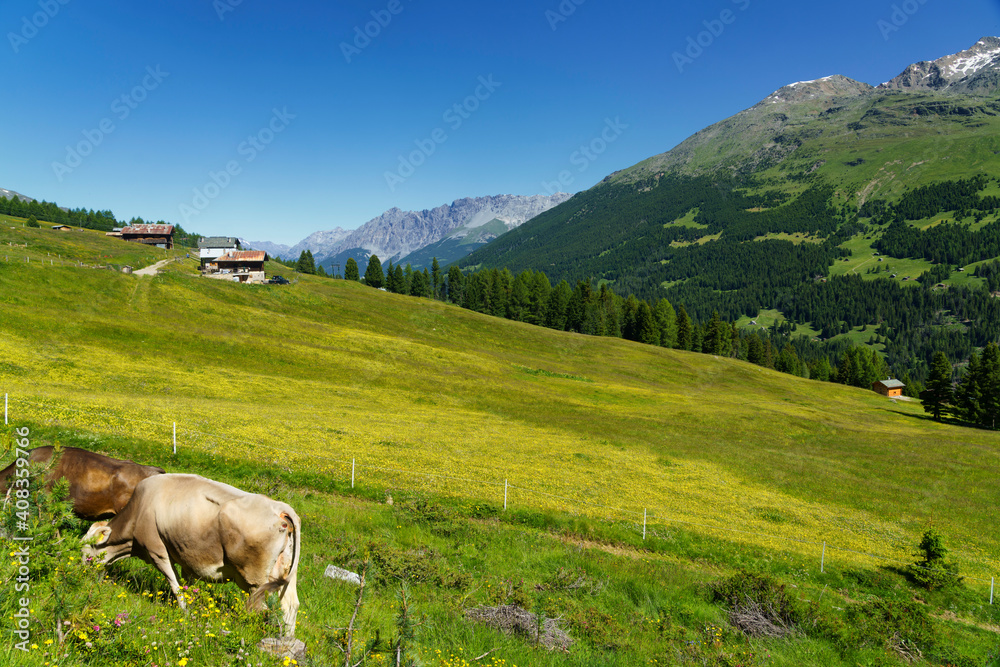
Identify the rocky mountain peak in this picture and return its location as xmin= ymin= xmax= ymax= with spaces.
xmin=760 ymin=75 xmax=874 ymax=106
xmin=267 ymin=193 xmax=572 ymax=263
xmin=878 ymin=36 xmax=1000 ymax=93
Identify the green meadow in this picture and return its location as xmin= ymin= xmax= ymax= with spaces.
xmin=1 ymin=221 xmax=998 ymax=665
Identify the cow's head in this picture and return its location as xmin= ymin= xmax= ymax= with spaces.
xmin=81 ymin=521 xmax=113 ymax=563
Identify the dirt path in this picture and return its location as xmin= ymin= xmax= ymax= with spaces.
xmin=133 ymin=258 xmax=175 ymax=277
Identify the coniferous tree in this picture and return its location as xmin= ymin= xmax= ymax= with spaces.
xmin=675 ymin=305 xmax=692 ymax=351
xmin=509 ymin=273 xmax=531 ymax=322
xmin=636 ymin=301 xmax=659 ymax=345
xmin=702 ymin=311 xmax=724 ymax=355
xmin=544 ymin=280 xmax=572 ymax=331
xmin=621 ymin=294 xmax=641 ymax=342
xmin=410 ymin=268 xmax=431 ymax=298
xmin=979 ymin=343 xmax=1000 ymax=429
xmin=384 ymin=260 xmax=397 ymax=292
xmin=391 ymin=264 xmax=405 ymax=294
xmin=345 ymin=257 xmax=360 ymax=281
xmin=364 ymin=255 xmax=384 ymax=288
xmin=446 ymin=265 xmax=464 ymax=303
xmin=295 ymin=250 xmax=316 ymax=274
xmin=566 ymin=281 xmax=591 ymax=334
xmin=431 ymin=257 xmax=441 ymax=299
xmin=26 ymin=215 xmax=40 ymax=228
xmin=746 ymin=332 xmax=765 ymax=366
xmin=653 ymin=298 xmax=677 ymax=348
xmin=921 ymin=351 xmax=954 ymax=422
xmin=489 ymin=269 xmax=511 ymax=317
xmin=955 ymin=351 xmax=982 ymax=424
xmin=402 ymin=264 xmax=414 ymax=295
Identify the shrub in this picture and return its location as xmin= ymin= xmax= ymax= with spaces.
xmin=907 ymin=527 xmax=962 ymax=590
xmin=843 ymin=598 xmax=935 ymax=657
xmin=707 ymin=571 xmax=805 ymax=637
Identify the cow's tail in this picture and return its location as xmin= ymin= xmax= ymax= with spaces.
xmin=247 ymin=509 xmax=301 ymax=611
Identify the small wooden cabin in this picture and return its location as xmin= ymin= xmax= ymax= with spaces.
xmin=120 ymin=224 xmax=174 ymax=249
xmin=872 ymin=379 xmax=905 ymax=397
xmin=206 ymin=250 xmax=269 ymax=283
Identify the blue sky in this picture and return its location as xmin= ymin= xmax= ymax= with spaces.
xmin=2 ymin=0 xmax=998 ymax=244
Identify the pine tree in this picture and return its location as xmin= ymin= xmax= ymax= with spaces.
xmin=26 ymin=215 xmax=40 ymax=228
xmin=636 ymin=301 xmax=659 ymax=345
xmin=384 ymin=260 xmax=397 ymax=292
xmin=364 ymin=255 xmax=384 ymax=288
xmin=675 ymin=305 xmax=692 ymax=351
xmin=392 ymin=264 xmax=405 ymax=294
xmin=544 ymin=280 xmax=572 ymax=331
xmin=431 ymin=257 xmax=441 ymax=299
xmin=345 ymin=257 xmax=360 ymax=281
xmin=979 ymin=343 xmax=1000 ymax=429
xmin=653 ymin=299 xmax=677 ymax=348
xmin=410 ymin=268 xmax=430 ymax=298
xmin=954 ymin=351 xmax=982 ymax=424
xmin=747 ymin=332 xmax=765 ymax=366
xmin=295 ymin=250 xmax=316 ymax=274
xmin=702 ymin=311 xmax=724 ymax=355
xmin=446 ymin=266 xmax=464 ymax=303
xmin=921 ymin=351 xmax=954 ymax=422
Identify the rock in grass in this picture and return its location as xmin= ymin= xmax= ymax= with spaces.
xmin=325 ymin=564 xmax=363 ymax=585
xmin=259 ymin=637 xmax=306 ymax=660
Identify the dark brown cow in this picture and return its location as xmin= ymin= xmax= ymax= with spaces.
xmin=0 ymin=446 xmax=165 ymax=520
xmin=83 ymin=474 xmax=301 ymax=636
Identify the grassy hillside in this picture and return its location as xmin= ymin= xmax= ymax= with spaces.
xmin=1 ymin=224 xmax=998 ymax=665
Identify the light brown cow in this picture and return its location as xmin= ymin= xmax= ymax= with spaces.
xmin=0 ymin=446 xmax=165 ymax=520
xmin=82 ymin=474 xmax=301 ymax=636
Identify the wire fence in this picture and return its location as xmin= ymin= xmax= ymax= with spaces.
xmin=2 ymin=391 xmax=995 ymax=604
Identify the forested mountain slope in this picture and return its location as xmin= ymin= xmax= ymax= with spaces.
xmin=461 ymin=38 xmax=1000 ymax=379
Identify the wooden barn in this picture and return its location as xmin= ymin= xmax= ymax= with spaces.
xmin=120 ymin=224 xmax=174 ymax=249
xmin=204 ymin=250 xmax=269 ymax=284
xmin=872 ymin=379 xmax=905 ymax=397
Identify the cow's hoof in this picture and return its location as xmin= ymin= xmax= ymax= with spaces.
xmin=258 ymin=637 xmax=306 ymax=660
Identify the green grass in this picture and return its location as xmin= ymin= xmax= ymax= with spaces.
xmin=1 ymin=228 xmax=999 ymax=664
xmin=664 ymin=207 xmax=707 ymax=228
xmin=4 ymin=423 xmax=998 ymax=667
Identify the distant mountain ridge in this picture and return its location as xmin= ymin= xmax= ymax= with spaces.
xmin=253 ymin=193 xmax=571 ymax=269
xmin=0 ymin=188 xmax=33 ymax=203
xmin=461 ymin=35 xmax=1000 ymax=336
xmin=608 ymin=37 xmax=1000 ymax=183
xmin=879 ymin=36 xmax=1000 ymax=93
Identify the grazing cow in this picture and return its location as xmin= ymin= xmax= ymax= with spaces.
xmin=0 ymin=446 xmax=165 ymax=520
xmin=82 ymin=474 xmax=301 ymax=636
